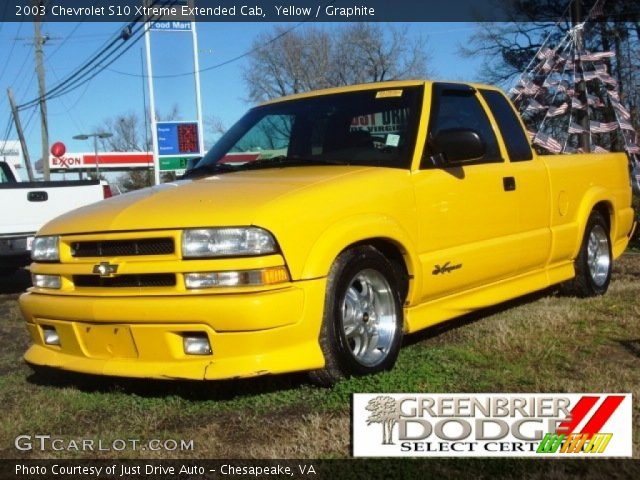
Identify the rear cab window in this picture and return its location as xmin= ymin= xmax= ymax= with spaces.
xmin=480 ymin=89 xmax=533 ymax=162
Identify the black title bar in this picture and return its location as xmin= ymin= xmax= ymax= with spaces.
xmin=4 ymin=0 xmax=638 ymax=22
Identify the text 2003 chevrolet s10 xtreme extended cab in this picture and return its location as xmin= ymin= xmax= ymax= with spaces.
xmin=20 ymin=81 xmax=635 ymax=385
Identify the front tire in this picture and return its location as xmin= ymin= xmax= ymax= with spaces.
xmin=563 ymin=210 xmax=612 ymax=297
xmin=309 ymin=245 xmax=404 ymax=386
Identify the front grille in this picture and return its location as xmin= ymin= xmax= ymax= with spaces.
xmin=73 ymin=274 xmax=176 ymax=288
xmin=71 ymin=238 xmax=174 ymax=257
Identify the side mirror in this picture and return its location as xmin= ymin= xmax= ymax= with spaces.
xmin=430 ymin=128 xmax=486 ymax=165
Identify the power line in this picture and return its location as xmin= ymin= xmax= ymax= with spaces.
xmin=0 ymin=114 xmax=15 ymax=153
xmin=16 ymin=0 xmax=172 ymax=111
xmin=22 ymin=22 xmax=150 ymax=110
xmin=0 ymin=23 xmax=23 ymax=85
xmin=104 ymin=14 xmax=320 ymax=79
xmin=44 ymin=53 xmax=84 ymax=132
xmin=17 ymin=26 xmax=138 ymax=110
xmin=47 ymin=21 xmax=84 ymax=60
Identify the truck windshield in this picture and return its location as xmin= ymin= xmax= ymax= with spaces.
xmin=192 ymin=86 xmax=423 ymax=175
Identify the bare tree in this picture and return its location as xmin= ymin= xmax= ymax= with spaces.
xmin=97 ymin=105 xmax=183 ymax=191
xmin=460 ymin=0 xmax=640 ymax=131
xmin=205 ymin=115 xmax=227 ymax=147
xmin=98 ymin=112 xmax=151 ymax=152
xmin=243 ymin=24 xmax=431 ymax=103
xmin=366 ymin=396 xmax=399 ymax=445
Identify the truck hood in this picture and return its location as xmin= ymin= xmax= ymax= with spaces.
xmin=38 ymin=166 xmax=372 ymax=235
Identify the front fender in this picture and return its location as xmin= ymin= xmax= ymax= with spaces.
xmin=298 ymin=214 xmax=422 ymax=302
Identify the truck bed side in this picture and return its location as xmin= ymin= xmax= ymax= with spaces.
xmin=542 ymin=152 xmax=634 ymax=264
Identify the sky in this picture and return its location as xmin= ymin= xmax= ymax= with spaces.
xmin=0 ymin=21 xmax=484 ymax=179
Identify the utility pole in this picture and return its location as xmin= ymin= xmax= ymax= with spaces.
xmin=571 ymin=0 xmax=591 ymax=153
xmin=34 ymin=5 xmax=50 ymax=180
xmin=7 ymin=88 xmax=35 ymax=181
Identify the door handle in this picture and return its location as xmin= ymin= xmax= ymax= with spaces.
xmin=27 ymin=191 xmax=48 ymax=202
xmin=503 ymin=177 xmax=516 ymax=192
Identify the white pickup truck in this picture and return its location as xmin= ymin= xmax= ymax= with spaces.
xmin=0 ymin=161 xmax=111 ymax=275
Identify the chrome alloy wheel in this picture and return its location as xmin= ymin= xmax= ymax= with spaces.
xmin=340 ymin=269 xmax=398 ymax=367
xmin=587 ymin=224 xmax=610 ymax=287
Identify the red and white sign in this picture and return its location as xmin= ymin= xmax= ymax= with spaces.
xmin=49 ymin=152 xmax=153 ymax=170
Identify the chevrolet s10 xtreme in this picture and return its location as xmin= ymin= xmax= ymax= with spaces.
xmin=20 ymin=81 xmax=635 ymax=385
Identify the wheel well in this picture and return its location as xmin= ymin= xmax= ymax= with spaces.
xmin=348 ymin=238 xmax=411 ymax=303
xmin=593 ymin=201 xmax=613 ymax=233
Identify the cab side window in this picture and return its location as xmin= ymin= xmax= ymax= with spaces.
xmin=423 ymin=85 xmax=501 ymax=167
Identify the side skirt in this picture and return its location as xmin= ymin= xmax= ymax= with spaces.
xmin=404 ymin=261 xmax=575 ymax=334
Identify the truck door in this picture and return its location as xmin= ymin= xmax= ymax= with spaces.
xmin=412 ymin=83 xmax=522 ymax=303
xmin=479 ymin=88 xmax=552 ymax=274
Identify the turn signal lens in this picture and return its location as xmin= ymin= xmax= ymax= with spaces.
xmin=32 ymin=274 xmax=62 ymax=289
xmin=184 ymin=266 xmax=289 ymax=289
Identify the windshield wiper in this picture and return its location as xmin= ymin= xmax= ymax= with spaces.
xmin=181 ymin=162 xmax=240 ymax=179
xmin=233 ymin=156 xmax=345 ymax=171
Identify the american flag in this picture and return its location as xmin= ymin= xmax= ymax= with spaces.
xmin=597 ymin=73 xmax=618 ymax=86
xmin=607 ymin=89 xmax=620 ymax=101
xmin=580 ymin=51 xmax=616 ymax=62
xmin=569 ymin=122 xmax=587 ymax=134
xmin=611 ymin=100 xmax=631 ymax=119
xmin=590 ymin=0 xmax=606 ymax=19
xmin=547 ymin=103 xmax=568 ymax=117
xmin=541 ymin=58 xmax=557 ymax=73
xmin=587 ymin=94 xmax=604 ymax=107
xmin=594 ymin=63 xmax=607 ymax=73
xmin=522 ymin=82 xmax=540 ymax=95
xmin=571 ymin=98 xmax=586 ymax=109
xmin=618 ymin=118 xmax=635 ymax=131
xmin=583 ymin=71 xmax=599 ymax=81
xmin=533 ymin=133 xmax=562 ymax=153
xmin=593 ymin=145 xmax=610 ymax=154
xmin=525 ymin=99 xmax=547 ymax=112
xmin=556 ymin=80 xmax=573 ymax=95
xmin=590 ymin=121 xmax=618 ymax=133
xmin=537 ymin=48 xmax=556 ymax=60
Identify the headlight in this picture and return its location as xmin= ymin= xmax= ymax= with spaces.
xmin=31 ymin=236 xmax=60 ymax=262
xmin=182 ymin=228 xmax=277 ymax=258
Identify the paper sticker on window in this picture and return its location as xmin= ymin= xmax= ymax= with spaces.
xmin=386 ymin=134 xmax=400 ymax=147
xmin=376 ymin=90 xmax=403 ymax=99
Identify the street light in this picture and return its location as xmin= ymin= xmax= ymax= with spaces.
xmin=73 ymin=132 xmax=113 ymax=178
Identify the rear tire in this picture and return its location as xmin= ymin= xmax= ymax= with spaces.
xmin=309 ymin=245 xmax=404 ymax=386
xmin=0 ymin=267 xmax=17 ymax=276
xmin=562 ymin=210 xmax=612 ymax=297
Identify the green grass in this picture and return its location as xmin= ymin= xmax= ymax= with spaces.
xmin=0 ymin=255 xmax=639 ymax=459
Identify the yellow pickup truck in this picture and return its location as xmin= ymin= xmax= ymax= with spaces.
xmin=20 ymin=81 xmax=635 ymax=385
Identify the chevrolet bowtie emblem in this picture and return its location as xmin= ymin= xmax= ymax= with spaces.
xmin=92 ymin=262 xmax=119 ymax=278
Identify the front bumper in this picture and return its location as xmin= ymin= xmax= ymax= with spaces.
xmin=20 ymin=277 xmax=327 ymax=380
